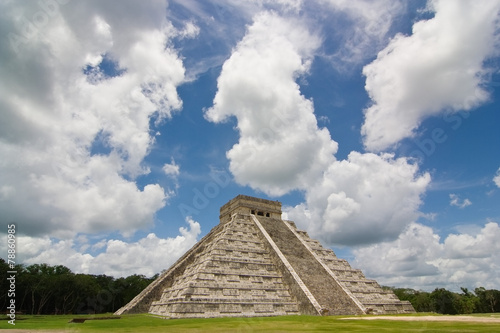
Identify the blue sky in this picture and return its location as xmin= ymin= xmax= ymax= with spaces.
xmin=1 ymin=0 xmax=499 ymax=292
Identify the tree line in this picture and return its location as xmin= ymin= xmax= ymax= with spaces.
xmin=0 ymin=259 xmax=156 ymax=315
xmin=391 ymin=286 xmax=500 ymax=314
xmin=2 ymin=259 xmax=499 ymax=315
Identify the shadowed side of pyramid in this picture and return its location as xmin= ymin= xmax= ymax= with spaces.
xmin=115 ymin=195 xmax=415 ymax=318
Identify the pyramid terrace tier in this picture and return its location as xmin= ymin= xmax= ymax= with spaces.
xmin=150 ymin=300 xmax=300 ymax=318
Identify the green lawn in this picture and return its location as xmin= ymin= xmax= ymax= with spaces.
xmin=2 ymin=313 xmax=500 ymax=332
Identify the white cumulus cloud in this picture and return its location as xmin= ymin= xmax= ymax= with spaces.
xmin=0 ymin=0 xmax=187 ymax=237
xmin=4 ymin=218 xmax=201 ymax=278
xmin=163 ymin=159 xmax=181 ymax=177
xmin=494 ymin=168 xmax=500 ymax=188
xmin=449 ymin=194 xmax=472 ymax=208
xmin=285 ymin=152 xmax=430 ymax=246
xmin=354 ymin=222 xmax=500 ymax=291
xmin=205 ymin=11 xmax=337 ymax=196
xmin=318 ymin=0 xmax=404 ymax=66
xmin=362 ymin=0 xmax=500 ymax=151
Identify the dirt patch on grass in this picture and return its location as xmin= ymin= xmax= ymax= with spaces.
xmin=68 ymin=315 xmax=121 ymax=323
xmin=342 ymin=315 xmax=500 ymax=323
xmin=7 ymin=331 xmax=68 ymax=333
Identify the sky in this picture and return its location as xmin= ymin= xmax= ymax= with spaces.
xmin=1 ymin=0 xmax=499 ymax=292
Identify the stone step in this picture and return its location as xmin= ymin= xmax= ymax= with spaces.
xmin=255 ymin=216 xmax=364 ymax=315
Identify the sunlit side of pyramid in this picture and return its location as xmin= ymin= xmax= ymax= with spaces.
xmin=115 ymin=195 xmax=415 ymax=318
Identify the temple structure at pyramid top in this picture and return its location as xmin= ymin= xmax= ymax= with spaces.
xmin=115 ymin=195 xmax=414 ymax=318
xmin=219 ymin=195 xmax=282 ymax=222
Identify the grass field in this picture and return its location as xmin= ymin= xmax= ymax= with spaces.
xmin=3 ymin=313 xmax=500 ymax=332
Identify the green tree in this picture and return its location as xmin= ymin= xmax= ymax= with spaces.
xmin=2 ymin=261 xmax=161 ymax=314
xmin=52 ymin=273 xmax=78 ymax=314
xmin=412 ymin=291 xmax=434 ymax=312
xmin=475 ymin=287 xmax=500 ymax=313
xmin=0 ymin=258 xmax=12 ymax=310
xmin=392 ymin=288 xmax=433 ymax=312
xmin=22 ymin=263 xmax=74 ymax=314
xmin=73 ymin=273 xmax=101 ymax=314
xmin=430 ymin=288 xmax=457 ymax=314
xmin=453 ymin=287 xmax=479 ymax=314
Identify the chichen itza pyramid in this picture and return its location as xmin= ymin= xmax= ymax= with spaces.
xmin=115 ymin=195 xmax=414 ymax=318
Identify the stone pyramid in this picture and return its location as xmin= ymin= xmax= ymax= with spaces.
xmin=115 ymin=195 xmax=414 ymax=318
